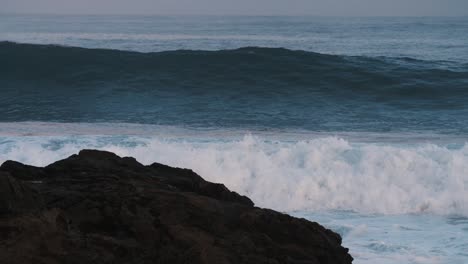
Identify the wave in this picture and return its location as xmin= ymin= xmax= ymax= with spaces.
xmin=1 ymin=131 xmax=468 ymax=216
xmin=2 ymin=41 xmax=467 ymax=98
xmin=2 ymin=41 xmax=468 ymax=132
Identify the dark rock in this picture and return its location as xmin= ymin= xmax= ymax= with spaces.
xmin=0 ymin=160 xmax=47 ymax=180
xmin=0 ymin=172 xmax=43 ymax=215
xmin=0 ymin=149 xmax=353 ymax=264
xmin=149 ymin=162 xmax=254 ymax=206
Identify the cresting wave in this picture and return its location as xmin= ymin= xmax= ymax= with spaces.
xmin=1 ymin=132 xmax=467 ymax=216
xmin=2 ymin=41 xmax=468 ymax=99
xmin=3 ymin=41 xmax=468 ymax=132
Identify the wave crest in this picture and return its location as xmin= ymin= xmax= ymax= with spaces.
xmin=2 ymin=41 xmax=467 ymax=99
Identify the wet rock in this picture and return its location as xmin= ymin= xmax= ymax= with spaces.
xmin=0 ymin=149 xmax=353 ymax=264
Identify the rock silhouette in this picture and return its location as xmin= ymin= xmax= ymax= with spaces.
xmin=0 ymin=150 xmax=352 ymax=264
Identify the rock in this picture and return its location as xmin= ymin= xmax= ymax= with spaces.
xmin=0 ymin=149 xmax=353 ymax=264
xmin=0 ymin=172 xmax=43 ymax=215
xmin=0 ymin=161 xmax=47 ymax=180
xmin=148 ymin=162 xmax=254 ymax=206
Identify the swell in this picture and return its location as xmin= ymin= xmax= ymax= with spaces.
xmin=2 ymin=42 xmax=468 ymax=132
xmin=2 ymin=41 xmax=468 ymax=99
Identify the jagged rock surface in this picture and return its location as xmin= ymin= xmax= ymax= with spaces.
xmin=0 ymin=150 xmax=353 ymax=264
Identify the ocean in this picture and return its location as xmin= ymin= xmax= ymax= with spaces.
xmin=1 ymin=14 xmax=468 ymax=263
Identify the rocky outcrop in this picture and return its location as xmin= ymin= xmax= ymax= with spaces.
xmin=0 ymin=150 xmax=353 ymax=264
xmin=0 ymin=172 xmax=43 ymax=215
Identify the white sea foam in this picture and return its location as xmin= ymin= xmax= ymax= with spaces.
xmin=1 ymin=130 xmax=467 ymax=216
xmin=294 ymin=211 xmax=468 ymax=264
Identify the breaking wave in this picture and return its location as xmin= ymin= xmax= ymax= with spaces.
xmin=1 ymin=129 xmax=467 ymax=216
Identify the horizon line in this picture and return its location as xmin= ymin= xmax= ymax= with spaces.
xmin=1 ymin=12 xmax=468 ymax=18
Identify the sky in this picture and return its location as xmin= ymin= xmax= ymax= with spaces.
xmin=2 ymin=0 xmax=468 ymax=16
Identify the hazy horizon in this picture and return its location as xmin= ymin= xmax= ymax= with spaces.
xmin=2 ymin=13 xmax=468 ymax=18
xmin=2 ymin=0 xmax=468 ymax=17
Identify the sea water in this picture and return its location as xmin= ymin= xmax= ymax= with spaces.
xmin=1 ymin=15 xmax=468 ymax=263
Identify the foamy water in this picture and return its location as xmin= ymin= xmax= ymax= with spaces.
xmin=1 ymin=123 xmax=467 ymax=215
xmin=1 ymin=123 xmax=468 ymax=263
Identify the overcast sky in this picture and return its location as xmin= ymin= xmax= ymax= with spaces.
xmin=2 ymin=0 xmax=468 ymax=16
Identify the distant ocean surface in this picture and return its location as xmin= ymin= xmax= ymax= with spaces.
xmin=1 ymin=15 xmax=468 ymax=263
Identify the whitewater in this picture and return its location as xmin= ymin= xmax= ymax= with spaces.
xmin=2 ymin=15 xmax=468 ymax=263
xmin=2 ymin=123 xmax=468 ymax=216
xmin=1 ymin=123 xmax=468 ymax=263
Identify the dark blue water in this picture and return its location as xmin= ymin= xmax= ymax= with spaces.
xmin=2 ymin=41 xmax=468 ymax=133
